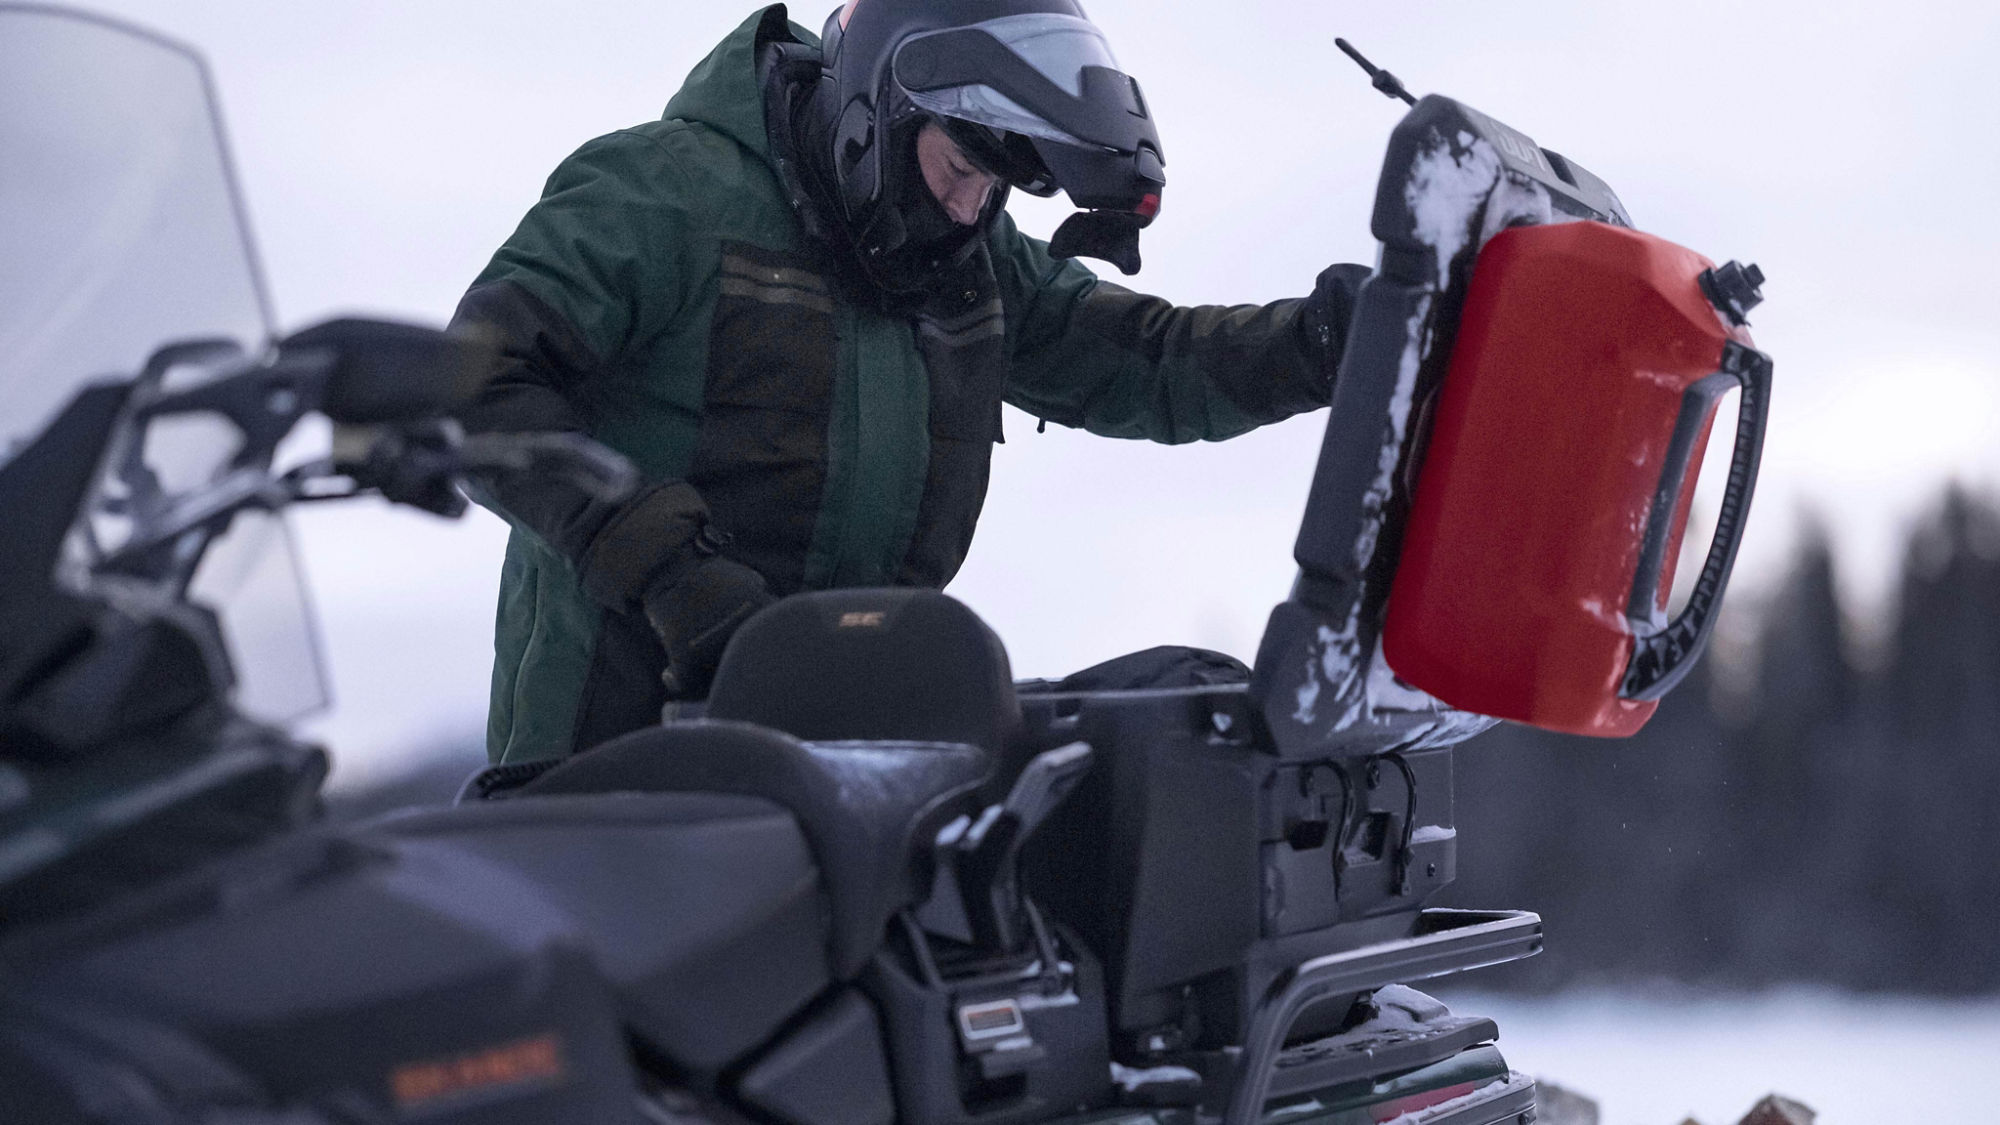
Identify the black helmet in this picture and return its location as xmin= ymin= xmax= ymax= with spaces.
xmin=806 ymin=0 xmax=1165 ymax=294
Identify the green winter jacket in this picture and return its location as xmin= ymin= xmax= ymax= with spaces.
xmin=454 ymin=6 xmax=1360 ymax=764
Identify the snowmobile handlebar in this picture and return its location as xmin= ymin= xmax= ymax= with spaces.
xmin=94 ymin=320 xmax=637 ymax=583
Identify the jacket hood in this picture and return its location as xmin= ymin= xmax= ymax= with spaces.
xmin=663 ymin=4 xmax=819 ymax=161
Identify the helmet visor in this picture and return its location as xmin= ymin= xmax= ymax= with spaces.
xmin=936 ymin=116 xmax=1059 ymax=196
xmin=895 ymin=14 xmax=1124 ymax=151
xmin=892 ymin=10 xmax=1166 ymax=271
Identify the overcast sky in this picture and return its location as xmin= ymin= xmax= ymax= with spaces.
xmin=54 ymin=0 xmax=2000 ymax=784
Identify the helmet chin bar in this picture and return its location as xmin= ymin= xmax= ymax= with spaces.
xmin=1050 ymin=210 xmax=1145 ymax=275
xmin=1034 ymin=136 xmax=1164 ymax=276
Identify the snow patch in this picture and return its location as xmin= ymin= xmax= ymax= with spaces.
xmin=1406 ymin=130 xmax=1502 ymax=290
xmin=1294 ymin=620 xmax=1362 ymax=725
xmin=1109 ymin=1061 xmax=1201 ymax=1094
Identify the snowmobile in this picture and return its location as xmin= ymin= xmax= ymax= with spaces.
xmin=0 ymin=8 xmax=1772 ymax=1125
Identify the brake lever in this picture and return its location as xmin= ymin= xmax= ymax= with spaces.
xmin=456 ymin=431 xmax=638 ymax=504
xmin=975 ymin=741 xmax=1095 ymax=849
xmin=322 ymin=423 xmax=639 ymax=519
xmin=330 ymin=422 xmax=468 ymax=518
xmin=958 ymin=741 xmax=1094 ymax=951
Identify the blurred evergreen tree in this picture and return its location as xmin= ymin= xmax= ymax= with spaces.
xmin=1443 ymin=484 xmax=2000 ymax=995
xmin=1444 ymin=642 xmax=1740 ymax=990
xmin=1736 ymin=519 xmax=1862 ymax=983
xmin=1873 ymin=484 xmax=2000 ymax=991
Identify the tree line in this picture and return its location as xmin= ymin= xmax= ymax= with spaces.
xmin=1441 ymin=483 xmax=2000 ymax=994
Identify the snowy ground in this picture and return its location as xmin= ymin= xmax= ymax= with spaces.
xmin=1429 ymin=987 xmax=2000 ymax=1125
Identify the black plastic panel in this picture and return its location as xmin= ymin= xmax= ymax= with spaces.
xmin=1223 ymin=910 xmax=1543 ymax=1124
xmin=10 ymin=821 xmax=645 ymax=1122
xmin=371 ymin=791 xmax=832 ymax=1074
xmin=738 ymin=989 xmax=895 ymax=1125
xmin=1020 ymin=688 xmax=1470 ymax=1051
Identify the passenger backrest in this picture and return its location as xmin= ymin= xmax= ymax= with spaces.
xmin=706 ymin=588 xmax=1021 ymax=756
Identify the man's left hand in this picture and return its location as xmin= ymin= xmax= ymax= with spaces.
xmin=643 ymin=554 xmax=776 ymax=700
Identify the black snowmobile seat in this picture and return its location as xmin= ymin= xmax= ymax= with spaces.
xmin=704 ymin=587 xmax=1022 ymax=758
xmin=521 ymin=720 xmax=992 ymax=980
xmin=344 ymin=790 xmax=828 ymax=1076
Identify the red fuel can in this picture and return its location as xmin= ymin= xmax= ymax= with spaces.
xmin=1382 ymin=221 xmax=1771 ymax=737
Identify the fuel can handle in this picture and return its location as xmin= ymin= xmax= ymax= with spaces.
xmin=1620 ymin=336 xmax=1773 ymax=701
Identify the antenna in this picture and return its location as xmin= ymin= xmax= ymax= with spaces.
xmin=1335 ymin=38 xmax=1418 ymax=106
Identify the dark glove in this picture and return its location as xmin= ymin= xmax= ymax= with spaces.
xmin=572 ymin=479 xmax=774 ymax=699
xmin=1298 ymin=262 xmax=1373 ymax=398
xmin=641 ymin=545 xmax=776 ymax=700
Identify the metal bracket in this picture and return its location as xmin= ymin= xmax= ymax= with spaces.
xmin=1224 ymin=909 xmax=1543 ymax=1125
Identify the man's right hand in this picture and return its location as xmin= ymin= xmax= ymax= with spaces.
xmin=642 ymin=552 xmax=776 ymax=700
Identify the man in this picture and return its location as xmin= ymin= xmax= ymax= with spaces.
xmin=454 ymin=0 xmax=1369 ymax=764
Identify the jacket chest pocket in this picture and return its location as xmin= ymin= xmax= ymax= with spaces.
xmin=706 ymin=243 xmax=838 ymax=416
xmin=915 ymin=293 xmax=1008 ymax=444
xmin=690 ymin=243 xmax=840 ymax=594
xmin=898 ymin=291 xmax=1009 ymax=589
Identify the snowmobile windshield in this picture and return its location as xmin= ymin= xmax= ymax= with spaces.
xmin=0 ymin=8 xmax=326 ymax=724
xmin=0 ymin=7 xmax=273 ymax=465
xmin=895 ymin=14 xmax=1122 ymax=150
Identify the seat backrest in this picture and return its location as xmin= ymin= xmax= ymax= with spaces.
xmin=706 ymin=588 xmax=1021 ymax=755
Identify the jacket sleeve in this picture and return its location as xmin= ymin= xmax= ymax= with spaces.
xmin=987 ymin=210 xmax=1368 ymax=443
xmin=450 ymin=130 xmax=711 ymax=607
